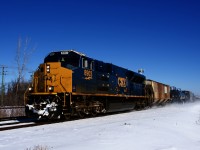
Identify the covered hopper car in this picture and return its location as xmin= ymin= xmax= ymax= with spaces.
xmin=145 ymin=80 xmax=171 ymax=105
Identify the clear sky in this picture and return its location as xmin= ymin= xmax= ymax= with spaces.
xmin=0 ymin=0 xmax=199 ymax=95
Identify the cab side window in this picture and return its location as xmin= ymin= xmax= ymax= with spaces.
xmin=82 ymin=58 xmax=88 ymax=68
xmin=90 ymin=61 xmax=94 ymax=70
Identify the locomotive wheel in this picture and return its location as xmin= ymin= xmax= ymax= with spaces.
xmin=91 ymin=109 xmax=97 ymax=117
xmin=48 ymin=111 xmax=56 ymax=120
xmin=48 ymin=95 xmax=62 ymax=120
xmin=77 ymin=110 xmax=85 ymax=118
xmin=63 ymin=114 xmax=71 ymax=120
xmin=62 ymin=109 xmax=72 ymax=120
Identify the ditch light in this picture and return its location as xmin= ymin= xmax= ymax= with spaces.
xmin=48 ymin=86 xmax=54 ymax=92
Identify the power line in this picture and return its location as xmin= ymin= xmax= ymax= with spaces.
xmin=0 ymin=65 xmax=8 ymax=106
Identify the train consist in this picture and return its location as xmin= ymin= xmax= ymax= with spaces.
xmin=24 ymin=50 xmax=195 ymax=120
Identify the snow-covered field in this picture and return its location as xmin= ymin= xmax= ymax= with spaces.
xmin=1 ymin=101 xmax=200 ymax=150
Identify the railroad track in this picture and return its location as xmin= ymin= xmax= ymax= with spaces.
xmin=0 ymin=118 xmax=46 ymax=131
xmin=0 ymin=106 xmax=159 ymax=131
xmin=0 ymin=117 xmax=71 ymax=131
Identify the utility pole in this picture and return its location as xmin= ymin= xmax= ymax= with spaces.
xmin=0 ymin=65 xmax=7 ymax=106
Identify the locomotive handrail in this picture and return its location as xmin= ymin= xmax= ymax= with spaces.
xmin=71 ymin=92 xmax=147 ymax=98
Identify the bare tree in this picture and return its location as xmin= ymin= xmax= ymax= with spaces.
xmin=14 ymin=37 xmax=35 ymax=105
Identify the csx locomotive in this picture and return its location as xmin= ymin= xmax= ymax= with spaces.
xmin=24 ymin=50 xmax=186 ymax=120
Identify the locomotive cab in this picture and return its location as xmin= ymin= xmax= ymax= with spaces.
xmin=25 ymin=51 xmax=76 ymax=119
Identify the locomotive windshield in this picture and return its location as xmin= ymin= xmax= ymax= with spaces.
xmin=44 ymin=51 xmax=81 ymax=69
xmin=44 ymin=52 xmax=60 ymax=62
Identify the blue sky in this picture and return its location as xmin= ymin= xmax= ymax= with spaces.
xmin=0 ymin=0 xmax=200 ymax=95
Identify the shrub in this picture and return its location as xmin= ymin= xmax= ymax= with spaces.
xmin=26 ymin=145 xmax=51 ymax=150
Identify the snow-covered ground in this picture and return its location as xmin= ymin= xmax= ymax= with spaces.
xmin=1 ymin=101 xmax=200 ymax=150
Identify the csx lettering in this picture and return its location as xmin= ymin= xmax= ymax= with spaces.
xmin=118 ymin=77 xmax=126 ymax=87
xmin=84 ymin=70 xmax=92 ymax=80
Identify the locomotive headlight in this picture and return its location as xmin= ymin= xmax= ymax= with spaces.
xmin=48 ymin=86 xmax=54 ymax=92
xmin=28 ymin=87 xmax=33 ymax=92
xmin=46 ymin=65 xmax=50 ymax=73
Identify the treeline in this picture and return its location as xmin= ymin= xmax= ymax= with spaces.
xmin=0 ymin=37 xmax=35 ymax=106
xmin=1 ymin=80 xmax=30 ymax=106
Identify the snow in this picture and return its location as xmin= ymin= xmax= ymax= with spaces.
xmin=0 ymin=120 xmax=21 ymax=125
xmin=1 ymin=101 xmax=200 ymax=150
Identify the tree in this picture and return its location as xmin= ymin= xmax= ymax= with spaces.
xmin=14 ymin=37 xmax=35 ymax=105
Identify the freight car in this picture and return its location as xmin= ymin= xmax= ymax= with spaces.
xmin=24 ymin=50 xmax=160 ymax=119
xmin=170 ymin=87 xmax=189 ymax=103
xmin=182 ymin=90 xmax=195 ymax=102
xmin=145 ymin=80 xmax=171 ymax=105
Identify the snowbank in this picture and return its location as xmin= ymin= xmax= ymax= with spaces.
xmin=1 ymin=102 xmax=200 ymax=150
